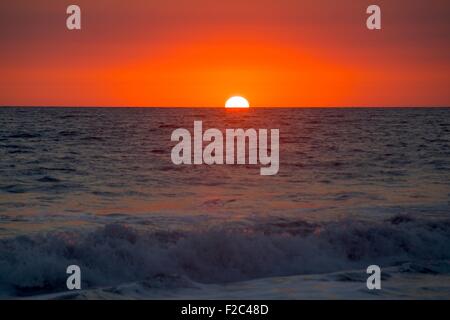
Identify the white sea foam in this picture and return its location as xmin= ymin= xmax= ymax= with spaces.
xmin=1 ymin=215 xmax=449 ymax=298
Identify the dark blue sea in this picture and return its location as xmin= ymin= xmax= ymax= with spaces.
xmin=0 ymin=107 xmax=449 ymax=298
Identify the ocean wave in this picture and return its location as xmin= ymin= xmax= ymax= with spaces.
xmin=0 ymin=215 xmax=449 ymax=297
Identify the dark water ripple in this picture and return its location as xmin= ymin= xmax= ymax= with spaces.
xmin=0 ymin=107 xmax=449 ymax=228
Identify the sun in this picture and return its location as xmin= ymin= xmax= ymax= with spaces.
xmin=225 ymin=96 xmax=250 ymax=108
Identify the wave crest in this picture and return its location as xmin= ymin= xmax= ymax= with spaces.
xmin=1 ymin=215 xmax=449 ymax=297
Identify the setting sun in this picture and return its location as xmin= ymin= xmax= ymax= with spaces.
xmin=225 ymin=96 xmax=250 ymax=108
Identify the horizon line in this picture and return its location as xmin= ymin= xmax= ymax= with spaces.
xmin=1 ymin=105 xmax=450 ymax=108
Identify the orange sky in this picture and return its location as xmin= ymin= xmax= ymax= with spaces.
xmin=0 ymin=0 xmax=449 ymax=107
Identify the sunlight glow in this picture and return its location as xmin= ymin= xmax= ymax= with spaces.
xmin=225 ymin=96 xmax=250 ymax=108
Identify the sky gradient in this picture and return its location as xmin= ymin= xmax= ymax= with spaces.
xmin=1 ymin=0 xmax=449 ymax=107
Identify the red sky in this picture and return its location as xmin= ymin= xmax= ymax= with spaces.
xmin=0 ymin=0 xmax=449 ymax=107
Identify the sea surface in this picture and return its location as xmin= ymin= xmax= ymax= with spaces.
xmin=0 ymin=107 xmax=449 ymax=299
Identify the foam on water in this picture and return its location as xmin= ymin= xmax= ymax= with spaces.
xmin=1 ymin=215 xmax=449 ymax=298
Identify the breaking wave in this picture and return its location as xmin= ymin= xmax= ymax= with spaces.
xmin=0 ymin=215 xmax=450 ymax=297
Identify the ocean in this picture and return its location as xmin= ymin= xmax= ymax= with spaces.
xmin=0 ymin=107 xmax=449 ymax=299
